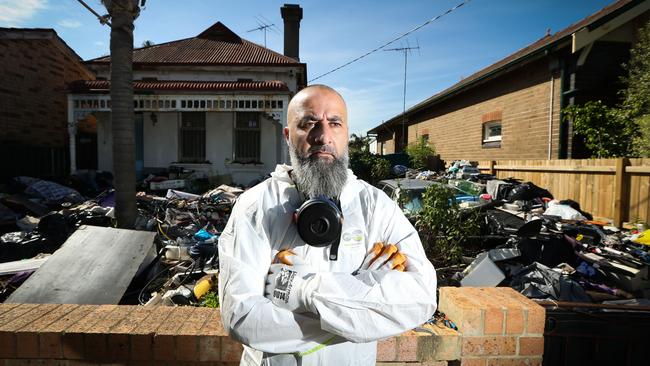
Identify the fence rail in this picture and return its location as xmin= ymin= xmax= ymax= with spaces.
xmin=476 ymin=158 xmax=650 ymax=226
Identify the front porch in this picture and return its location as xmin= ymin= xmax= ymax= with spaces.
xmin=67 ymin=91 xmax=290 ymax=186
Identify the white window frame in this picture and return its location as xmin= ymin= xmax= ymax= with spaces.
xmin=482 ymin=121 xmax=502 ymax=143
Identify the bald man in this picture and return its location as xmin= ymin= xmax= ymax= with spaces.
xmin=218 ymin=85 xmax=437 ymax=366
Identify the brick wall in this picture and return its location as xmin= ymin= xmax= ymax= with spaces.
xmin=0 ymin=288 xmax=545 ymax=365
xmin=438 ymin=287 xmax=546 ymax=366
xmin=0 ymin=32 xmax=93 ymax=149
xmin=378 ymin=57 xmax=562 ymax=162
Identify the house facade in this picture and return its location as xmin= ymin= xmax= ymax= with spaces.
xmin=68 ymin=5 xmax=306 ymax=185
xmin=0 ymin=28 xmax=94 ymax=179
xmin=370 ymin=0 xmax=650 ymax=161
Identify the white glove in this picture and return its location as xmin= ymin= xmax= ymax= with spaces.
xmin=265 ymin=264 xmax=318 ymax=313
xmin=359 ymin=242 xmax=407 ymax=272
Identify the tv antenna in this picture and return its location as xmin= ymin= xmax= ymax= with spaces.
xmin=247 ymin=16 xmax=280 ymax=47
xmin=384 ymin=39 xmax=420 ymax=151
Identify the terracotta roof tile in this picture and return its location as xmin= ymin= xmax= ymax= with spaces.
xmin=68 ymin=80 xmax=289 ymax=92
xmin=86 ymin=22 xmax=299 ymax=65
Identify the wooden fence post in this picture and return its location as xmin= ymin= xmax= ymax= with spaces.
xmin=614 ymin=157 xmax=629 ymax=227
xmin=488 ymin=160 xmax=495 ymax=176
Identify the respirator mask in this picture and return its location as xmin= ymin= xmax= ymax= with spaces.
xmin=294 ymin=195 xmax=344 ymax=260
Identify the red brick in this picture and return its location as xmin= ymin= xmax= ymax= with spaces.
xmin=65 ymin=305 xmax=118 ymax=333
xmin=40 ymin=305 xmax=95 ymax=333
xmin=486 ymin=357 xmax=542 ymax=366
xmin=396 ymin=336 xmax=418 ymax=361
xmin=377 ymin=337 xmax=397 ymax=362
xmin=0 ymin=304 xmax=60 ymax=332
xmin=88 ymin=305 xmax=135 ymax=333
xmin=518 ymin=336 xmax=544 ymax=356
xmin=153 ymin=306 xmax=196 ymax=361
xmin=0 ymin=304 xmax=20 ymax=317
xmin=83 ymin=333 xmax=107 ymax=360
xmin=505 ymin=308 xmax=524 ymax=335
xmin=484 ymin=307 xmax=505 ymax=335
xmin=0 ymin=332 xmax=16 ymax=358
xmin=461 ymin=358 xmax=488 ymax=366
xmin=471 ymin=288 xmax=505 ymax=335
xmin=177 ymin=308 xmax=214 ymax=335
xmin=199 ymin=310 xmax=228 ymax=336
xmin=155 ymin=307 xmax=196 ymax=336
xmin=176 ymin=335 xmax=199 ymax=361
xmin=525 ymin=306 xmax=546 ymax=335
xmin=438 ymin=288 xmax=484 ymax=336
xmin=15 ymin=332 xmax=38 ymax=358
xmin=153 ymin=334 xmax=175 ymax=361
xmin=30 ymin=304 xmax=77 ymax=331
xmin=198 ymin=336 xmax=221 ymax=362
xmin=220 ymin=336 xmax=243 ymax=362
xmin=38 ymin=332 xmax=62 ymax=358
xmin=462 ymin=336 xmax=517 ymax=356
xmin=111 ymin=307 xmax=156 ymax=333
xmin=130 ymin=334 xmax=153 ymax=361
xmin=107 ymin=333 xmax=130 ymax=361
xmin=62 ymin=333 xmax=84 ymax=359
xmin=129 ymin=306 xmax=175 ymax=361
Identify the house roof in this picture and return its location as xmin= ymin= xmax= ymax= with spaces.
xmin=368 ymin=0 xmax=641 ymax=134
xmin=0 ymin=27 xmax=86 ymax=63
xmin=85 ymin=22 xmax=302 ymax=66
xmin=68 ymin=80 xmax=290 ymax=93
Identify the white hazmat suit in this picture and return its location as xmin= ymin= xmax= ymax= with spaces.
xmin=218 ymin=165 xmax=437 ymax=366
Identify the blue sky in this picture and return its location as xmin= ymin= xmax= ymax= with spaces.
xmin=1 ymin=0 xmax=614 ymax=136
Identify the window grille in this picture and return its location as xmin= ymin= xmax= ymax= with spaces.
xmin=180 ymin=112 xmax=206 ymax=162
xmin=234 ymin=112 xmax=261 ymax=163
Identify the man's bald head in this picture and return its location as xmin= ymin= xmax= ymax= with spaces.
xmin=287 ymin=84 xmax=347 ymax=128
xmin=284 ymin=84 xmax=350 ymax=198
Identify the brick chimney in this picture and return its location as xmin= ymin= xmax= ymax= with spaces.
xmin=280 ymin=4 xmax=302 ymax=61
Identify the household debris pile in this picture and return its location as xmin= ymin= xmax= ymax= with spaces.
xmin=0 ymin=172 xmax=244 ymax=305
xmin=429 ymin=160 xmax=650 ymax=305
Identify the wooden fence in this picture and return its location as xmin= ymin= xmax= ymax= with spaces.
xmin=476 ymin=158 xmax=650 ymax=226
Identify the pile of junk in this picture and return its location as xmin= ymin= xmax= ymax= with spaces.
xmin=0 ymin=171 xmax=244 ymax=307
xmin=435 ymin=163 xmax=650 ymax=308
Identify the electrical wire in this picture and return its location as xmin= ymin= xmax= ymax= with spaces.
xmin=309 ymin=0 xmax=472 ymax=83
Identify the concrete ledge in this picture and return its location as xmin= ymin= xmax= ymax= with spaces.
xmin=0 ymin=287 xmax=545 ymax=365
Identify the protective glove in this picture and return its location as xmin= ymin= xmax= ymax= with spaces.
xmin=265 ymin=263 xmax=318 ymax=313
xmin=359 ymin=242 xmax=407 ymax=272
xmin=274 ymin=249 xmax=314 ymax=276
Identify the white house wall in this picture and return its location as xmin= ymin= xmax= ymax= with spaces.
xmin=205 ymin=111 xmax=234 ymax=175
xmin=260 ymin=114 xmax=281 ymax=168
xmin=143 ymin=112 xmax=178 ymax=169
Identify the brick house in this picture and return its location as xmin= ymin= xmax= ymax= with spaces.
xmin=68 ymin=4 xmax=307 ymax=185
xmin=0 ymin=28 xmax=94 ymax=179
xmin=370 ymin=0 xmax=650 ymax=161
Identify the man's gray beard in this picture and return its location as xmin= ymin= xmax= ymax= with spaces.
xmin=288 ymin=142 xmax=349 ymax=199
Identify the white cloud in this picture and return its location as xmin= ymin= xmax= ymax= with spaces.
xmin=0 ymin=0 xmax=47 ymax=26
xmin=93 ymin=41 xmax=104 ymax=47
xmin=58 ymin=19 xmax=81 ymax=28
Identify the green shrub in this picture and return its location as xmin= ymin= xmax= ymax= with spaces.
xmin=348 ymin=134 xmax=391 ymax=184
xmin=405 ymin=136 xmax=435 ymax=170
xmin=416 ymin=184 xmax=479 ymax=267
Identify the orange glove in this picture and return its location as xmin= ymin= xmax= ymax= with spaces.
xmin=275 ymin=249 xmax=302 ymax=265
xmin=359 ymin=242 xmax=407 ymax=271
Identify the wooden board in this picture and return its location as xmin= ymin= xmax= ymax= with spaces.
xmin=7 ymin=225 xmax=155 ymax=304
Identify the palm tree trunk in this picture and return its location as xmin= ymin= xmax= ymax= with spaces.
xmin=106 ymin=0 xmax=139 ymax=228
